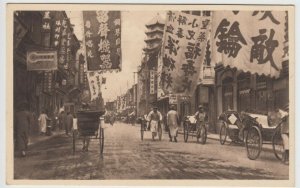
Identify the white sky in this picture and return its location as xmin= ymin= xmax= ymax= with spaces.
xmin=67 ymin=11 xmax=166 ymax=102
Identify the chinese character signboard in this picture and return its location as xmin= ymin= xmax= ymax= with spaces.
xmin=58 ymin=18 xmax=69 ymax=67
xmin=169 ymin=94 xmax=178 ymax=105
xmin=161 ymin=11 xmax=210 ymax=96
xmin=51 ymin=11 xmax=63 ymax=48
xmin=87 ymin=71 xmax=102 ymax=101
xmin=43 ymin=71 xmax=53 ymax=93
xmin=212 ymin=11 xmax=285 ymax=77
xmin=157 ymin=52 xmax=167 ymax=100
xmin=41 ymin=11 xmax=51 ymax=32
xmin=83 ymin=11 xmax=122 ymax=71
xmin=149 ymin=70 xmax=156 ymax=94
xmin=27 ymin=50 xmax=57 ymax=70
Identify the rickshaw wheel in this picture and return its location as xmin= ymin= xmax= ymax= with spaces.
xmin=99 ymin=128 xmax=104 ymax=154
xmin=183 ymin=122 xmax=189 ymax=142
xmin=219 ymin=122 xmax=227 ymax=145
xmin=246 ymin=126 xmax=262 ymax=160
xmin=141 ymin=123 xmax=144 ymax=141
xmin=272 ymin=125 xmax=284 ymax=161
xmin=199 ymin=124 xmax=207 ymax=144
xmin=158 ymin=124 xmax=162 ymax=141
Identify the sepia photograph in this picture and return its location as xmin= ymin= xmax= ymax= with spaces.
xmin=5 ymin=3 xmax=295 ymax=186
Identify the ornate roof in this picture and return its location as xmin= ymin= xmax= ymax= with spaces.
xmin=145 ymin=13 xmax=165 ymax=28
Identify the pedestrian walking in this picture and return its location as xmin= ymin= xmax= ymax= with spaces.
xmin=58 ymin=110 xmax=65 ymax=130
xmin=167 ymin=105 xmax=180 ymax=142
xmin=14 ymin=102 xmax=32 ymax=157
xmin=65 ymin=112 xmax=73 ymax=136
xmin=38 ymin=110 xmax=50 ymax=135
xmin=147 ymin=106 xmax=163 ymax=141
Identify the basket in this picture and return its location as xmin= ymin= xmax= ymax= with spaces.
xmin=77 ymin=110 xmax=105 ymax=136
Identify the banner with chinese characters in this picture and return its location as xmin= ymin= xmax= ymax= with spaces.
xmin=51 ymin=11 xmax=63 ymax=48
xmin=149 ymin=70 xmax=156 ymax=94
xmin=212 ymin=11 xmax=286 ymax=77
xmin=43 ymin=71 xmax=53 ymax=93
xmin=58 ymin=18 xmax=69 ymax=67
xmin=157 ymin=52 xmax=166 ymax=100
xmin=87 ymin=71 xmax=102 ymax=101
xmin=41 ymin=11 xmax=51 ymax=33
xmin=83 ymin=11 xmax=122 ymax=71
xmin=161 ymin=11 xmax=211 ymax=96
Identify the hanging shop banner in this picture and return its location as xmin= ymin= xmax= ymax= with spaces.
xmin=42 ymin=71 xmax=53 ymax=93
xmin=157 ymin=52 xmax=167 ymax=100
xmin=169 ymin=94 xmax=178 ymax=105
xmin=212 ymin=11 xmax=286 ymax=77
xmin=58 ymin=18 xmax=69 ymax=67
xmin=51 ymin=11 xmax=63 ymax=48
xmin=161 ymin=11 xmax=211 ymax=96
xmin=87 ymin=71 xmax=102 ymax=101
xmin=27 ymin=50 xmax=57 ymax=70
xmin=83 ymin=11 xmax=122 ymax=71
xmin=137 ymin=71 xmax=145 ymax=100
xmin=41 ymin=11 xmax=51 ymax=32
xmin=149 ymin=70 xmax=156 ymax=94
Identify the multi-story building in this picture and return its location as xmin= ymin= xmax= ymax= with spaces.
xmin=137 ymin=14 xmax=164 ymax=116
xmin=13 ymin=11 xmax=80 ymax=132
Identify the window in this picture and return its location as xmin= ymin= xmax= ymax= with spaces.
xmin=237 ymin=73 xmax=251 ymax=112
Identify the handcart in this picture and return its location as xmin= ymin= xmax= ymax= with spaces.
xmin=72 ymin=110 xmax=105 ymax=155
xmin=183 ymin=116 xmax=207 ymax=144
xmin=218 ymin=110 xmax=286 ymax=160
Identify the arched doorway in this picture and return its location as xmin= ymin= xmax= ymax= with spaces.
xmin=255 ymin=75 xmax=268 ymax=114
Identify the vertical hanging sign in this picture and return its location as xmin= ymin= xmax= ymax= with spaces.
xmin=161 ymin=11 xmax=211 ymax=96
xmin=83 ymin=11 xmax=122 ymax=71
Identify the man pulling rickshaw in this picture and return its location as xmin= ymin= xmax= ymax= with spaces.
xmin=146 ymin=106 xmax=163 ymax=141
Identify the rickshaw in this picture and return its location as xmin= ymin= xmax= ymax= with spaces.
xmin=72 ymin=110 xmax=105 ymax=155
xmin=183 ymin=115 xmax=207 ymax=144
xmin=218 ymin=110 xmax=286 ymax=160
xmin=138 ymin=115 xmax=162 ymax=141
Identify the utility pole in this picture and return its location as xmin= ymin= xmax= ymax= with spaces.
xmin=133 ymin=72 xmax=137 ymax=116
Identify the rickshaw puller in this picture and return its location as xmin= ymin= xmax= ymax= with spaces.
xmin=147 ymin=106 xmax=163 ymax=141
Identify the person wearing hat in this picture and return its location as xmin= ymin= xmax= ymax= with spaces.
xmin=146 ymin=106 xmax=163 ymax=141
xmin=167 ymin=105 xmax=180 ymax=142
xmin=194 ymin=105 xmax=208 ymax=141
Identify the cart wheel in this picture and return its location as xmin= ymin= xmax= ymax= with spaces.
xmin=219 ymin=122 xmax=227 ymax=145
xmin=158 ymin=124 xmax=162 ymax=141
xmin=99 ymin=128 xmax=104 ymax=155
xmin=183 ymin=122 xmax=189 ymax=142
xmin=72 ymin=130 xmax=76 ymax=155
xmin=246 ymin=126 xmax=262 ymax=160
xmin=272 ymin=125 xmax=284 ymax=161
xmin=141 ymin=123 xmax=144 ymax=141
xmin=197 ymin=124 xmax=207 ymax=145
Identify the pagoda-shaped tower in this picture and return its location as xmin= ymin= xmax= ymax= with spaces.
xmin=137 ymin=13 xmax=165 ymax=116
xmin=143 ymin=13 xmax=165 ymax=71
xmin=143 ymin=13 xmax=165 ymax=55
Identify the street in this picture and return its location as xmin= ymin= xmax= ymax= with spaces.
xmin=14 ymin=122 xmax=289 ymax=180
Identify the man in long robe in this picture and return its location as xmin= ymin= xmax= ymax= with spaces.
xmin=167 ymin=105 xmax=180 ymax=142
